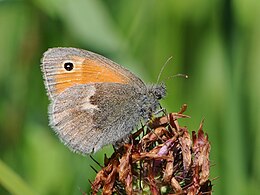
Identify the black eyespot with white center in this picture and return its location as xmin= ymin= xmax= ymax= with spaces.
xmin=64 ymin=62 xmax=74 ymax=71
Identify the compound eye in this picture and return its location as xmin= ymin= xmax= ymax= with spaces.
xmin=64 ymin=61 xmax=74 ymax=71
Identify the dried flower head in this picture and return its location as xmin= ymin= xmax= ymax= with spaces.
xmin=90 ymin=105 xmax=212 ymax=195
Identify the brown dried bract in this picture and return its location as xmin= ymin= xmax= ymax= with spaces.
xmin=192 ymin=121 xmax=211 ymax=185
xmin=90 ymin=105 xmax=212 ymax=195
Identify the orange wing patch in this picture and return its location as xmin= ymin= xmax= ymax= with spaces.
xmin=54 ymin=57 xmax=129 ymax=95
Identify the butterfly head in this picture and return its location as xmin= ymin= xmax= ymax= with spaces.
xmin=147 ymin=82 xmax=166 ymax=100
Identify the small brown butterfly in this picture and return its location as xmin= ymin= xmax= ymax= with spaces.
xmin=41 ymin=47 xmax=166 ymax=154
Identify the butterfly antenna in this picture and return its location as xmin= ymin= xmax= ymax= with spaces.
xmin=156 ymin=56 xmax=173 ymax=84
xmin=165 ymin=73 xmax=188 ymax=81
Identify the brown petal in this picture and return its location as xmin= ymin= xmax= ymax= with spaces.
xmin=179 ymin=129 xmax=192 ymax=172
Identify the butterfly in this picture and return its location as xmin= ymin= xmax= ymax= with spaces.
xmin=41 ymin=47 xmax=166 ymax=154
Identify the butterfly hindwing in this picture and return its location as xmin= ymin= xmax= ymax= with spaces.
xmin=49 ymin=82 xmax=144 ymax=154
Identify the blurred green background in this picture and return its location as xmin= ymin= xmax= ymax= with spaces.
xmin=0 ymin=0 xmax=259 ymax=194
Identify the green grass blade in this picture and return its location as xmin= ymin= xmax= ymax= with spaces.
xmin=0 ymin=159 xmax=37 ymax=195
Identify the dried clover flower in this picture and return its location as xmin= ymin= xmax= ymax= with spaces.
xmin=90 ymin=105 xmax=212 ymax=195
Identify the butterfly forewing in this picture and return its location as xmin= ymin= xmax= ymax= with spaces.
xmin=41 ymin=48 xmax=145 ymax=100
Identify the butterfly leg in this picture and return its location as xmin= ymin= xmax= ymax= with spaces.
xmin=154 ymin=103 xmax=167 ymax=116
